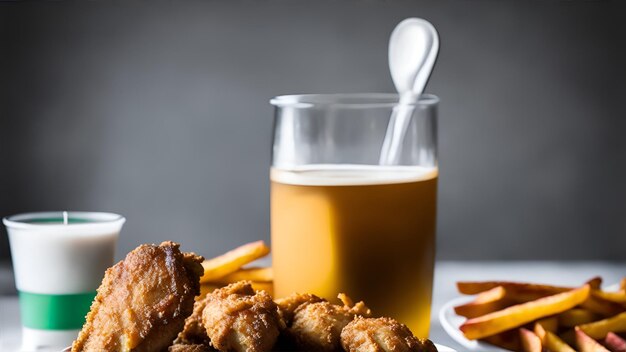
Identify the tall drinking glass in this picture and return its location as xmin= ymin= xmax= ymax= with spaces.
xmin=270 ymin=93 xmax=438 ymax=337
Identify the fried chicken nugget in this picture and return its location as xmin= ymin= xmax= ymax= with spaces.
xmin=72 ymin=241 xmax=204 ymax=352
xmin=202 ymin=281 xmax=284 ymax=352
xmin=340 ymin=317 xmax=437 ymax=352
xmin=288 ymin=293 xmax=371 ymax=351
xmin=175 ymin=293 xmax=212 ymax=345
xmin=275 ymin=292 xmax=325 ymax=325
xmin=168 ymin=344 xmax=215 ymax=352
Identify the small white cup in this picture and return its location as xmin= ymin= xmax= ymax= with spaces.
xmin=3 ymin=211 xmax=125 ymax=351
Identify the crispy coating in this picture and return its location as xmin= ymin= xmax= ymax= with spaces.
xmin=168 ymin=344 xmax=215 ymax=352
xmin=176 ymin=295 xmax=211 ymax=345
xmin=340 ymin=317 xmax=437 ymax=352
xmin=342 ymin=317 xmax=438 ymax=352
xmin=72 ymin=241 xmax=204 ymax=352
xmin=418 ymin=339 xmax=438 ymax=352
xmin=275 ymin=292 xmax=325 ymax=325
xmin=202 ymin=281 xmax=284 ymax=352
xmin=288 ymin=294 xmax=371 ymax=351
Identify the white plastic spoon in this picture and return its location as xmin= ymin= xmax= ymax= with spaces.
xmin=379 ymin=18 xmax=439 ymax=165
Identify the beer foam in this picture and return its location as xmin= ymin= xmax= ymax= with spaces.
xmin=270 ymin=164 xmax=438 ymax=186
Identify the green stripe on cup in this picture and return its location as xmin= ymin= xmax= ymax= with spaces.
xmin=18 ymin=291 xmax=96 ymax=330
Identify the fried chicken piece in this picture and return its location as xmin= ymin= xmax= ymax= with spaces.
xmin=72 ymin=241 xmax=204 ymax=352
xmin=417 ymin=339 xmax=438 ymax=352
xmin=275 ymin=292 xmax=324 ymax=325
xmin=288 ymin=293 xmax=371 ymax=351
xmin=201 ymin=281 xmax=284 ymax=352
xmin=168 ymin=344 xmax=215 ymax=352
xmin=340 ymin=317 xmax=437 ymax=352
xmin=176 ymin=295 xmax=211 ymax=345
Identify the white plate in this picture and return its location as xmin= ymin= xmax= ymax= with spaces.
xmin=434 ymin=343 xmax=458 ymax=352
xmin=439 ymin=296 xmax=508 ymax=351
xmin=439 ymin=283 xmax=622 ymax=352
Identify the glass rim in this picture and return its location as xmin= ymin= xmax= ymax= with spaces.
xmin=270 ymin=93 xmax=439 ymax=108
xmin=3 ymin=211 xmax=125 ymax=230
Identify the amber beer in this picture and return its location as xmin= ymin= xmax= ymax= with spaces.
xmin=271 ymin=164 xmax=437 ymax=337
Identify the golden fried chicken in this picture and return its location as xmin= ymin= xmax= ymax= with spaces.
xmin=168 ymin=344 xmax=215 ymax=352
xmin=176 ymin=294 xmax=211 ymax=345
xmin=288 ymin=293 xmax=371 ymax=351
xmin=275 ymin=292 xmax=324 ymax=325
xmin=72 ymin=241 xmax=204 ymax=352
xmin=201 ymin=281 xmax=284 ymax=352
xmin=340 ymin=317 xmax=437 ymax=352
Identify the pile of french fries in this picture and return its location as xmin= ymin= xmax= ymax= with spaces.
xmin=455 ymin=278 xmax=626 ymax=352
xmin=199 ymin=240 xmax=273 ymax=298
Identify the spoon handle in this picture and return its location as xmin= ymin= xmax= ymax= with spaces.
xmin=379 ymin=98 xmax=416 ymax=165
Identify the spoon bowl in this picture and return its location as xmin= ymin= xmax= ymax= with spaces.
xmin=379 ymin=18 xmax=439 ymax=165
xmin=389 ymin=18 xmax=439 ymax=99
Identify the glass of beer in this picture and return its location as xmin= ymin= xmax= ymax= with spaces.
xmin=270 ymin=93 xmax=438 ymax=337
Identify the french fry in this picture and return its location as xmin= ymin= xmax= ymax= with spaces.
xmin=460 ymin=285 xmax=590 ymax=340
xmin=581 ymin=295 xmax=626 ymax=317
xmin=545 ymin=331 xmax=577 ymax=352
xmin=458 ymin=277 xmax=602 ymax=299
xmin=214 ymin=267 xmax=274 ymax=283
xmin=593 ymin=290 xmax=626 ymax=304
xmin=455 ymin=277 xmax=625 ymax=351
xmin=576 ymin=327 xmax=611 ymax=352
xmin=535 ymin=322 xmax=576 ymax=352
xmin=454 ymin=286 xmax=512 ymax=318
xmin=578 ymin=281 xmax=626 ymax=317
xmin=481 ymin=330 xmax=521 ymax=351
xmin=455 ymin=298 xmax=511 ymax=319
xmin=505 ymin=285 xmax=566 ymax=303
xmin=519 ymin=328 xmax=542 ymax=352
xmin=463 ymin=285 xmax=507 ymax=303
xmin=536 ymin=316 xmax=558 ymax=332
xmin=534 ymin=322 xmax=547 ymax=340
xmin=588 ymin=277 xmax=604 ymax=290
xmin=558 ymin=308 xmax=600 ymax=327
xmin=457 ymin=281 xmax=569 ymax=295
xmin=578 ymin=312 xmax=626 ymax=339
xmin=604 ymin=332 xmax=626 ymax=352
xmin=504 ymin=277 xmax=602 ymax=304
xmin=200 ymin=240 xmax=270 ymax=283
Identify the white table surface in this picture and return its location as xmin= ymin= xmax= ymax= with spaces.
xmin=1 ymin=261 xmax=625 ymax=351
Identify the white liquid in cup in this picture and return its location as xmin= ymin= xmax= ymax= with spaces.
xmin=3 ymin=211 xmax=125 ymax=351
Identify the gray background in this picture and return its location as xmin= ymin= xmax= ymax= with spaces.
xmin=0 ymin=1 xmax=624 ymax=263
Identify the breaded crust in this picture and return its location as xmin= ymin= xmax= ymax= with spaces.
xmin=168 ymin=343 xmax=215 ymax=352
xmin=72 ymin=241 xmax=204 ymax=352
xmin=175 ymin=291 xmax=212 ymax=345
xmin=340 ymin=316 xmax=437 ymax=352
xmin=275 ymin=292 xmax=325 ymax=325
xmin=202 ymin=281 xmax=284 ymax=352
xmin=288 ymin=294 xmax=371 ymax=351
